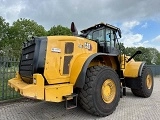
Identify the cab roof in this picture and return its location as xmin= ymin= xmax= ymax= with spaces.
xmin=81 ymin=22 xmax=120 ymax=33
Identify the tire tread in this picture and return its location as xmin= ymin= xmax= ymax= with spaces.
xmin=131 ymin=66 xmax=153 ymax=98
xmin=79 ymin=66 xmax=120 ymax=116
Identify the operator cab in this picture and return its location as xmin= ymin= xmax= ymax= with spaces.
xmin=80 ymin=23 xmax=122 ymax=55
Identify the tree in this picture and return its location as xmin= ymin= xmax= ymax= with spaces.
xmin=117 ymin=42 xmax=125 ymax=54
xmin=47 ymin=25 xmax=71 ymax=36
xmin=7 ymin=18 xmax=47 ymax=57
xmin=124 ymin=47 xmax=136 ymax=56
xmin=147 ymin=48 xmax=160 ymax=65
xmin=133 ymin=47 xmax=160 ymax=65
xmin=124 ymin=46 xmax=160 ymax=65
xmin=156 ymin=53 xmax=160 ymax=65
xmin=0 ymin=16 xmax=9 ymax=50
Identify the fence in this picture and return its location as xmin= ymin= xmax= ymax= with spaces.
xmin=0 ymin=56 xmax=21 ymax=101
xmin=147 ymin=65 xmax=160 ymax=76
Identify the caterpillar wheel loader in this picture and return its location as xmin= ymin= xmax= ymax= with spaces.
xmin=8 ymin=22 xmax=154 ymax=117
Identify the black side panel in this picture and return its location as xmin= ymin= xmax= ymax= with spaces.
xmin=125 ymin=77 xmax=141 ymax=89
xmin=63 ymin=56 xmax=73 ymax=74
xmin=19 ymin=37 xmax=47 ymax=83
xmin=36 ymin=38 xmax=47 ymax=74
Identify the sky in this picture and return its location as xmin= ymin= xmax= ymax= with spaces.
xmin=0 ymin=0 xmax=160 ymax=51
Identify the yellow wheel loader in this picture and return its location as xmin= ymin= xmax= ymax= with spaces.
xmin=8 ymin=22 xmax=154 ymax=117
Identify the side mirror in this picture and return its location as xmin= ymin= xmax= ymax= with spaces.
xmin=117 ymin=29 xmax=122 ymax=38
xmin=127 ymin=50 xmax=142 ymax=62
xmin=71 ymin=22 xmax=78 ymax=36
xmin=136 ymin=50 xmax=142 ymax=54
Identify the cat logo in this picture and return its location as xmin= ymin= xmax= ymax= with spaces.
xmin=84 ymin=42 xmax=92 ymax=50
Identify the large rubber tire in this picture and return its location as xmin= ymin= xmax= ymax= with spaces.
xmin=79 ymin=66 xmax=120 ymax=117
xmin=131 ymin=66 xmax=154 ymax=98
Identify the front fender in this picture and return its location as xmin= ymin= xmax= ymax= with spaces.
xmin=124 ymin=61 xmax=146 ymax=78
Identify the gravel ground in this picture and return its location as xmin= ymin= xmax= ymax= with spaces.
xmin=0 ymin=77 xmax=160 ymax=120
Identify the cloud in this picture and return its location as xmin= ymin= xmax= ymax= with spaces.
xmin=0 ymin=0 xmax=160 ymax=52
xmin=156 ymin=46 xmax=160 ymax=52
xmin=122 ymin=21 xmax=140 ymax=29
xmin=0 ymin=0 xmax=25 ymax=23
xmin=119 ymin=21 xmax=143 ymax=47
xmin=0 ymin=0 xmax=160 ymax=30
xmin=119 ymin=21 xmax=159 ymax=51
xmin=141 ymin=22 xmax=148 ymax=28
xmin=148 ymin=35 xmax=160 ymax=51
xmin=152 ymin=35 xmax=160 ymax=42
xmin=121 ymin=33 xmax=143 ymax=47
xmin=135 ymin=35 xmax=160 ymax=52
xmin=120 ymin=21 xmax=140 ymax=33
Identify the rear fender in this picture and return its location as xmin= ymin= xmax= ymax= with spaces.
xmin=70 ymin=53 xmax=93 ymax=86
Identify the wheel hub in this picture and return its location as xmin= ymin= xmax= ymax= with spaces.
xmin=146 ymin=74 xmax=152 ymax=89
xmin=101 ymin=79 xmax=116 ymax=103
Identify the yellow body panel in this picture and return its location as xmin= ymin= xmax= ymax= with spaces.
xmin=44 ymin=36 xmax=70 ymax=84
xmin=123 ymin=61 xmax=142 ymax=78
xmin=45 ymin=84 xmax=73 ymax=102
xmin=44 ymin=36 xmax=97 ymax=85
xmin=8 ymin=73 xmax=44 ymax=100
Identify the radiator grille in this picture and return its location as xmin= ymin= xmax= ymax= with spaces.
xmin=19 ymin=37 xmax=47 ymax=83
xmin=19 ymin=40 xmax=36 ymax=80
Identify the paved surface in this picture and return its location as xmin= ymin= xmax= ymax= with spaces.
xmin=0 ymin=77 xmax=160 ymax=120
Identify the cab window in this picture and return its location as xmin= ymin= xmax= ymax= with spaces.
xmin=106 ymin=29 xmax=115 ymax=47
xmin=92 ymin=29 xmax=105 ymax=42
xmin=86 ymin=28 xmax=116 ymax=48
xmin=86 ymin=32 xmax=92 ymax=40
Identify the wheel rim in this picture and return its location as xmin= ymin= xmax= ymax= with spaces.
xmin=146 ymin=74 xmax=152 ymax=89
xmin=101 ymin=79 xmax=116 ymax=103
